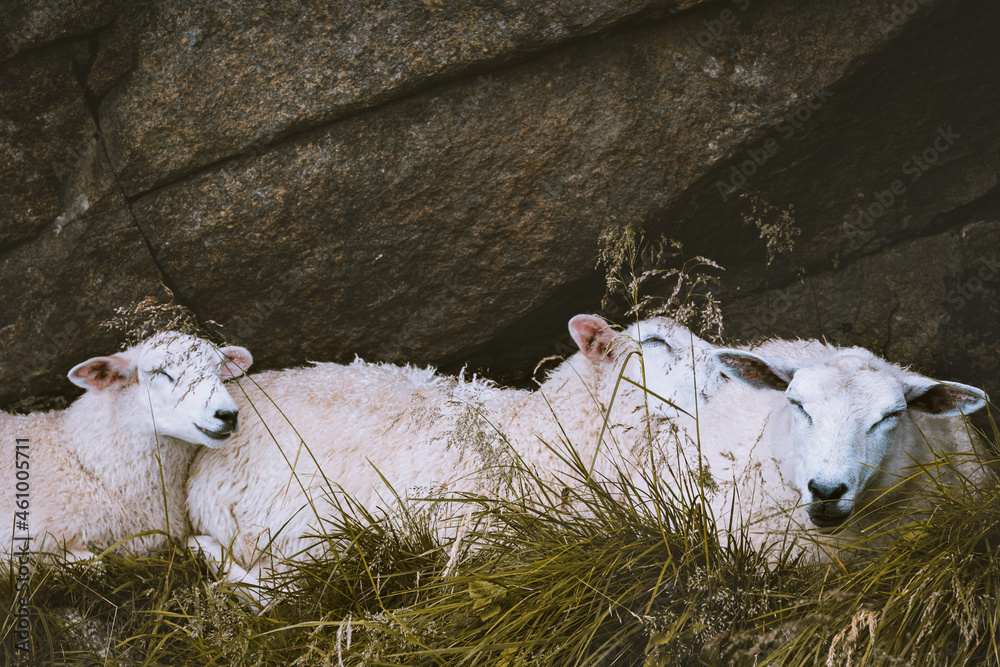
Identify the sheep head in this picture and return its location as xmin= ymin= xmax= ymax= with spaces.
xmin=68 ymin=332 xmax=253 ymax=448
xmin=713 ymin=347 xmax=987 ymax=530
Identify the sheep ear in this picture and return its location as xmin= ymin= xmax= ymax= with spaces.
xmin=218 ymin=346 xmax=253 ymax=379
xmin=68 ymin=353 xmax=137 ymax=391
xmin=712 ymin=350 xmax=797 ymax=391
xmin=905 ymin=377 xmax=987 ymax=417
xmin=569 ymin=315 xmax=616 ymax=362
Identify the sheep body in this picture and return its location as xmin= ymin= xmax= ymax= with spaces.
xmin=187 ymin=315 xmax=709 ymax=571
xmin=187 ymin=313 xmax=989 ymax=571
xmin=3 ymin=396 xmax=192 ymax=558
xmin=1 ymin=333 xmax=251 ymax=559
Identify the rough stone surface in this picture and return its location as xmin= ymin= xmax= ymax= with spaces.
xmin=663 ymin=0 xmax=1000 ymax=301
xmin=0 ymin=0 xmax=118 ymax=61
xmin=0 ymin=45 xmax=174 ymax=410
xmin=95 ymin=0 xmax=698 ymax=195
xmin=729 ymin=220 xmax=1000 ymax=377
xmin=0 ymin=48 xmax=100 ymax=247
xmin=664 ymin=0 xmax=1000 ymax=406
xmin=0 ymin=200 xmax=174 ymax=411
xmin=3 ymin=0 xmax=1000 ymax=415
xmin=127 ymin=0 xmax=913 ymax=377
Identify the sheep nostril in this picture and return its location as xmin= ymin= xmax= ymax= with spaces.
xmin=215 ymin=409 xmax=238 ymax=430
xmin=807 ymin=480 xmax=849 ymax=502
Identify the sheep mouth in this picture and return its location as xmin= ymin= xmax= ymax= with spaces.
xmin=808 ymin=509 xmax=851 ymax=530
xmin=196 ymin=425 xmax=234 ymax=441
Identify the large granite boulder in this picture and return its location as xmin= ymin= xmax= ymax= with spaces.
xmin=2 ymin=0 xmax=998 ymax=414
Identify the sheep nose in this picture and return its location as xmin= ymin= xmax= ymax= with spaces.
xmin=215 ymin=409 xmax=239 ymax=431
xmin=807 ymin=480 xmax=848 ymax=502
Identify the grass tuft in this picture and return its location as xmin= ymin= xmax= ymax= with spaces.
xmin=3 ymin=433 xmax=998 ymax=665
xmin=597 ymin=224 xmax=725 ymax=342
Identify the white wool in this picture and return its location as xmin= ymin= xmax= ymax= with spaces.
xmin=186 ymin=315 xmax=712 ymax=573
xmin=188 ymin=313 xmax=989 ymax=578
xmin=0 ymin=332 xmax=251 ymax=560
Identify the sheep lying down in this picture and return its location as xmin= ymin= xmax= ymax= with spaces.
xmin=699 ymin=342 xmax=990 ymax=553
xmin=1 ymin=333 xmax=251 ymax=560
xmin=187 ymin=315 xmax=991 ymax=583
xmin=186 ymin=314 xmax=709 ymax=574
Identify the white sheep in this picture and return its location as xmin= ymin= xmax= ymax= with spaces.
xmin=1 ymin=332 xmax=252 ymax=560
xmin=186 ymin=314 xmax=713 ymax=575
xmin=689 ymin=340 xmax=991 ymax=553
xmin=571 ymin=327 xmax=991 ymax=554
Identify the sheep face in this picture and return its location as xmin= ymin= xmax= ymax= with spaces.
xmin=617 ymin=317 xmax=718 ymax=419
xmin=568 ymin=315 xmax=718 ymax=419
xmin=69 ymin=332 xmax=253 ymax=448
xmin=713 ymin=348 xmax=987 ymax=530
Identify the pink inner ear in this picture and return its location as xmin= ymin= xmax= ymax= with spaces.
xmin=73 ymin=357 xmax=132 ymax=391
xmin=219 ymin=346 xmax=253 ymax=379
xmin=908 ymin=383 xmax=984 ymax=415
xmin=569 ymin=315 xmax=615 ymax=362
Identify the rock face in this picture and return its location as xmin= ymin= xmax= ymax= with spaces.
xmin=2 ymin=0 xmax=999 ymax=413
xmin=95 ymin=0 xmax=700 ymax=195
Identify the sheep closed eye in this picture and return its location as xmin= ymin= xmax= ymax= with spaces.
xmin=641 ymin=336 xmax=670 ymax=348
xmin=789 ymin=399 xmax=812 ymax=423
xmin=870 ymin=410 xmax=904 ymax=431
xmin=149 ymin=368 xmax=175 ymax=382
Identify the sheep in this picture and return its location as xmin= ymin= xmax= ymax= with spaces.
xmin=186 ymin=310 xmax=989 ymax=578
xmin=587 ymin=327 xmax=992 ymax=554
xmin=186 ymin=314 xmax=714 ymax=575
xmin=689 ymin=340 xmax=991 ymax=553
xmin=1 ymin=332 xmax=252 ymax=561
